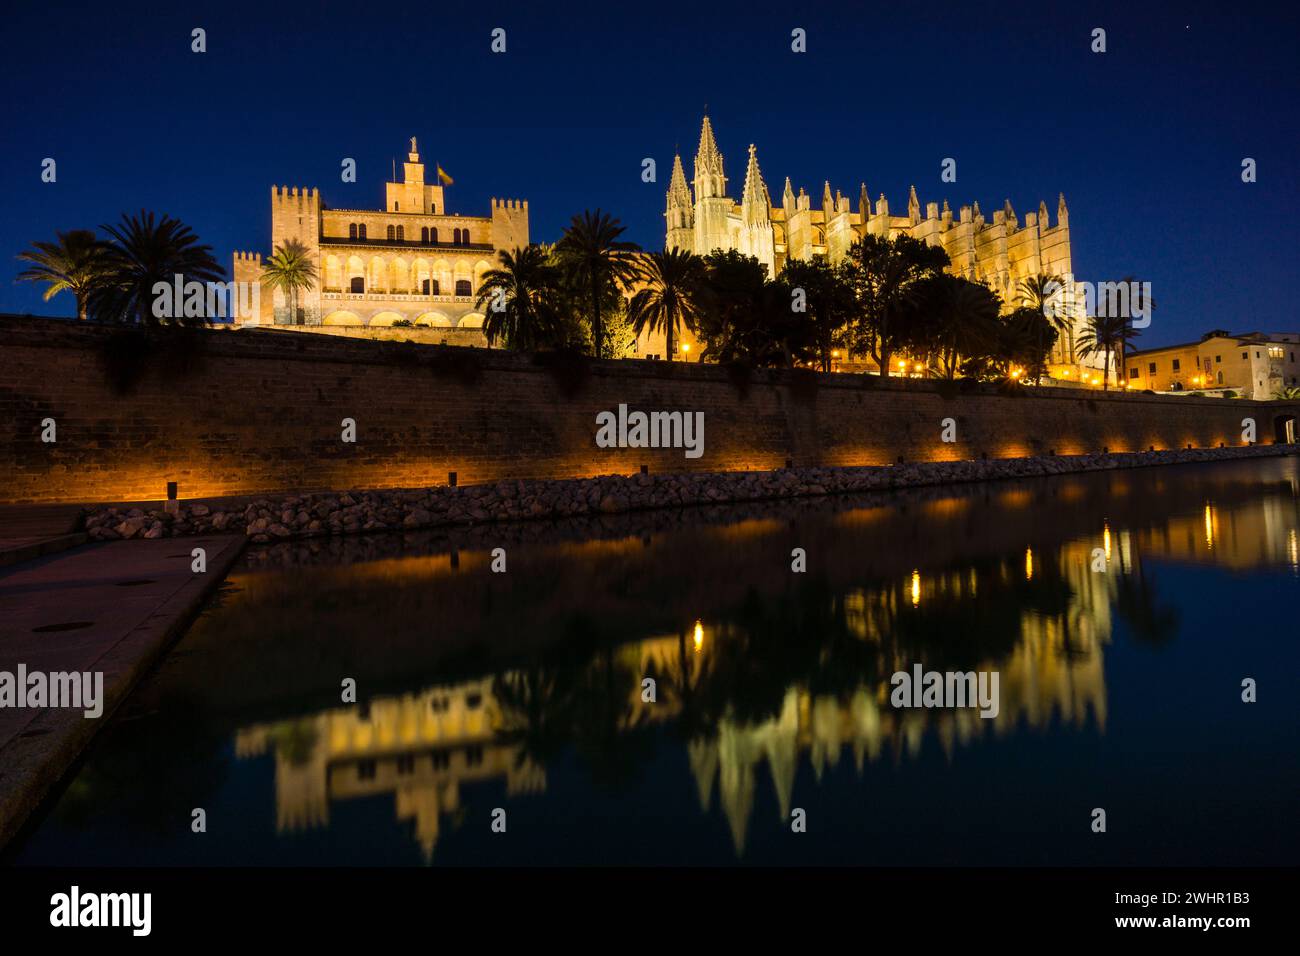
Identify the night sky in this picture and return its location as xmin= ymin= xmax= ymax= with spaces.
xmin=1 ymin=0 xmax=1296 ymax=347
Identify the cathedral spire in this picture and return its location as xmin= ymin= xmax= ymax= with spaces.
xmin=693 ymin=115 xmax=727 ymax=199
xmin=741 ymin=144 xmax=771 ymax=225
xmin=1057 ymin=192 xmax=1069 ymax=226
xmin=908 ymin=185 xmax=920 ymax=224
xmin=822 ymin=181 xmax=834 ymax=214
xmin=667 ymin=152 xmax=691 ymax=208
xmin=782 ymin=176 xmax=795 ymax=214
xmin=859 ymin=183 xmax=870 ymax=218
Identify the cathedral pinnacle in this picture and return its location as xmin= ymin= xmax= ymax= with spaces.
xmin=741 ymin=144 xmax=771 ymax=225
xmin=693 ymin=115 xmax=726 ymax=198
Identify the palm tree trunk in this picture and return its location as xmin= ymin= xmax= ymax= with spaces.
xmin=666 ymin=312 xmax=675 ymax=362
xmin=76 ymin=292 xmax=87 ymax=322
xmin=591 ymin=278 xmax=602 ymax=360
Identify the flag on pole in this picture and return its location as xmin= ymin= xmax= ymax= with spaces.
xmin=437 ymin=164 xmax=454 ymax=186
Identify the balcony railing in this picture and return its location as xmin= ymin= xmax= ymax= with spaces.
xmin=319 ymin=236 xmax=494 ymax=252
xmin=321 ymin=290 xmax=475 ymax=303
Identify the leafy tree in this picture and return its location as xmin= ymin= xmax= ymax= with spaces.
xmin=16 ymin=229 xmax=108 ymax=321
xmin=780 ymin=256 xmax=855 ymax=371
xmin=554 ymin=210 xmax=640 ymax=358
xmin=843 ymin=234 xmax=949 ymax=376
xmin=261 ymin=239 xmax=318 ymax=326
xmin=691 ymin=251 xmax=812 ymax=367
xmin=900 ymin=273 xmax=1002 ymax=379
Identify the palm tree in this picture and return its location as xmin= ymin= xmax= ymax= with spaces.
xmin=1272 ymin=385 xmax=1300 ymax=400
xmin=474 ymin=244 xmax=562 ymax=350
xmin=909 ymin=273 xmax=1002 ymax=379
xmin=16 ymin=229 xmax=108 ymax=321
xmin=1113 ymin=276 xmax=1153 ymax=388
xmin=1017 ymin=273 xmax=1070 ymax=375
xmin=261 ymin=239 xmax=318 ymax=326
xmin=1077 ymin=313 xmax=1141 ymax=390
xmin=88 ymin=211 xmax=224 ymax=326
xmin=627 ymin=248 xmax=707 ymax=361
xmin=554 ymin=210 xmax=640 ymax=359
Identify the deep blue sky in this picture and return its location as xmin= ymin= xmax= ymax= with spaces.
xmin=1 ymin=0 xmax=1296 ymax=347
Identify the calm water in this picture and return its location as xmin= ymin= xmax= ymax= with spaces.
xmin=10 ymin=457 xmax=1300 ymax=866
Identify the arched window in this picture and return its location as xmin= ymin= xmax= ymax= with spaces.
xmin=431 ymin=279 xmax=440 ymax=295
xmin=386 ymin=225 xmax=396 ymax=241
xmin=358 ymin=224 xmax=367 ymax=240
xmin=420 ymin=227 xmax=429 ymax=243
xmin=460 ymin=228 xmax=469 ymax=245
xmin=429 ymin=227 xmax=438 ymax=244
xmin=349 ymin=223 xmax=358 ymax=240
xmin=1217 ymin=371 xmax=1224 ymax=384
xmin=430 ymin=203 xmax=437 ymax=214
xmin=350 ymin=276 xmax=364 ymax=293
xmin=421 ymin=278 xmax=430 ymax=295
xmin=396 ymin=226 xmax=404 ymax=241
xmin=453 ymin=228 xmax=462 ymax=244
xmin=455 ymin=279 xmax=472 ymax=297
xmin=393 ymin=202 xmax=399 ymax=211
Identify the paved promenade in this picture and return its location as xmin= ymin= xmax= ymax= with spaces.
xmin=0 ymin=535 xmax=246 ymax=849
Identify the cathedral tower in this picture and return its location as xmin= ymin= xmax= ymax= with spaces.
xmin=692 ymin=116 xmax=732 ymax=255
xmin=665 ymin=153 xmax=694 ymax=252
xmin=738 ymin=144 xmax=775 ymax=274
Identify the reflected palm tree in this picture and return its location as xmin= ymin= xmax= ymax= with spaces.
xmin=1114 ymin=567 xmax=1180 ymax=646
xmin=569 ymin=646 xmax=654 ymax=790
xmin=492 ymin=665 xmax=580 ymax=771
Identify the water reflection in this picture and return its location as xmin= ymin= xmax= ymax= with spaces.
xmin=15 ymin=456 xmax=1300 ymax=865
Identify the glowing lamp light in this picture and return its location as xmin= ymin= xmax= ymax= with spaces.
xmin=693 ymin=620 xmax=704 ymax=652
xmin=910 ymin=570 xmax=921 ymax=607
xmin=1025 ymin=547 xmax=1034 ymax=580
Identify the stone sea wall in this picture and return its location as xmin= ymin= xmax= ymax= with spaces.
xmin=82 ymin=444 xmax=1294 ymax=542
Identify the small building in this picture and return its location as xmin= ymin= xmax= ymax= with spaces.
xmin=233 ymin=138 xmax=527 ymax=344
xmin=1125 ymin=330 xmax=1300 ymax=400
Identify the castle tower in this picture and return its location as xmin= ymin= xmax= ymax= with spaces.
xmin=692 ymin=115 xmax=732 ymax=255
xmin=385 ymin=137 xmax=446 ymax=215
xmin=738 ymin=144 xmax=775 ymax=274
xmin=665 ymin=153 xmax=694 ymax=252
xmin=269 ymin=185 xmax=322 ymax=325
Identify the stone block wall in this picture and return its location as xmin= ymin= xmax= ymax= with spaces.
xmin=2 ymin=315 xmax=1296 ymax=505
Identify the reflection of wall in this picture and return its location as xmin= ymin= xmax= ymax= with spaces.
xmin=235 ymin=559 xmax=1111 ymax=859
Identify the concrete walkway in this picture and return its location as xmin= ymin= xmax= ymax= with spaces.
xmin=0 ymin=504 xmax=86 ymax=568
xmin=0 ymin=535 xmax=246 ymax=849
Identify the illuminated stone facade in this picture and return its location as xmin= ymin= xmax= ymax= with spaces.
xmin=1125 ymin=331 xmax=1300 ymax=400
xmin=232 ymin=138 xmax=528 ymax=341
xmin=663 ymin=116 xmax=1092 ymax=371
